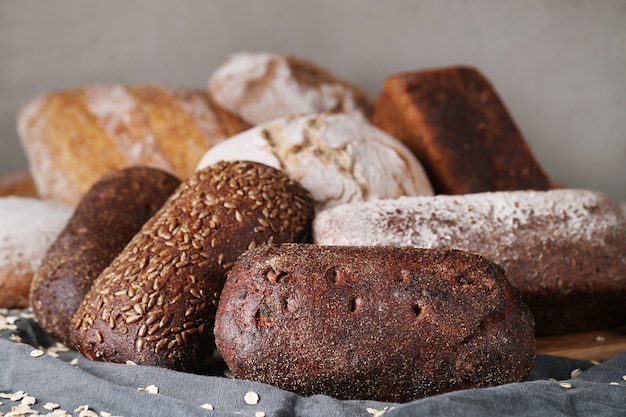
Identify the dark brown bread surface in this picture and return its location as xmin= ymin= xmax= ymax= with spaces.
xmin=30 ymin=167 xmax=181 ymax=344
xmin=215 ymin=244 xmax=535 ymax=402
xmin=371 ymin=66 xmax=551 ymax=194
xmin=70 ymin=161 xmax=314 ymax=370
xmin=312 ymin=189 xmax=626 ymax=336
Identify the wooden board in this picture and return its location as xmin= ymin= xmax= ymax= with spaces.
xmin=536 ymin=327 xmax=626 ymax=362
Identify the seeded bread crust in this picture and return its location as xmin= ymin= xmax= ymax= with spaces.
xmin=70 ymin=161 xmax=314 ymax=370
xmin=372 ymin=66 xmax=551 ymax=194
xmin=215 ymin=244 xmax=535 ymax=402
xmin=30 ymin=167 xmax=181 ymax=344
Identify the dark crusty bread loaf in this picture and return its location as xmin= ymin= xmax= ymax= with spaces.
xmin=30 ymin=167 xmax=181 ymax=344
xmin=70 ymin=161 xmax=314 ymax=370
xmin=371 ymin=66 xmax=551 ymax=194
xmin=215 ymin=244 xmax=535 ymax=402
xmin=17 ymin=85 xmax=250 ymax=207
xmin=312 ymin=189 xmax=626 ymax=336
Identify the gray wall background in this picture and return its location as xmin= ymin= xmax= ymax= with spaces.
xmin=1 ymin=0 xmax=624 ymax=200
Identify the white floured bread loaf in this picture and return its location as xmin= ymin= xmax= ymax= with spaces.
xmin=313 ymin=189 xmax=626 ymax=336
xmin=17 ymin=85 xmax=250 ymax=206
xmin=208 ymin=52 xmax=375 ymax=125
xmin=196 ymin=113 xmax=434 ymax=211
xmin=0 ymin=197 xmax=72 ymax=308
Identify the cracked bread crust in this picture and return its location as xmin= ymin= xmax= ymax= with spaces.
xmin=196 ymin=113 xmax=433 ymax=211
xmin=208 ymin=52 xmax=374 ymax=125
xmin=215 ymin=244 xmax=535 ymax=402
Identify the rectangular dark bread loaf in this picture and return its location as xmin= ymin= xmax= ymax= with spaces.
xmin=312 ymin=189 xmax=626 ymax=336
xmin=215 ymin=244 xmax=535 ymax=402
xmin=371 ymin=66 xmax=552 ymax=194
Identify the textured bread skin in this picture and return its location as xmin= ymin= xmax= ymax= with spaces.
xmin=196 ymin=113 xmax=433 ymax=211
xmin=312 ymin=189 xmax=626 ymax=336
xmin=17 ymin=85 xmax=250 ymax=207
xmin=208 ymin=52 xmax=375 ymax=125
xmin=30 ymin=167 xmax=181 ymax=344
xmin=0 ymin=197 xmax=72 ymax=308
xmin=215 ymin=244 xmax=535 ymax=402
xmin=371 ymin=67 xmax=551 ymax=194
xmin=0 ymin=171 xmax=38 ymax=198
xmin=70 ymin=161 xmax=314 ymax=370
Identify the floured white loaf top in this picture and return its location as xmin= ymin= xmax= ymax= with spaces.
xmin=196 ymin=113 xmax=434 ymax=211
xmin=313 ymin=189 xmax=626 ymax=335
xmin=208 ymin=52 xmax=374 ymax=125
xmin=0 ymin=197 xmax=72 ymax=307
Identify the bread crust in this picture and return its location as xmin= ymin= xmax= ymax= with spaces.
xmin=215 ymin=244 xmax=535 ymax=402
xmin=17 ymin=85 xmax=249 ymax=207
xmin=313 ymin=189 xmax=626 ymax=335
xmin=70 ymin=161 xmax=314 ymax=370
xmin=372 ymin=67 xmax=551 ymax=194
xmin=30 ymin=167 xmax=181 ymax=344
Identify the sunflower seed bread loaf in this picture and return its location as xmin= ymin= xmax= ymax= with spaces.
xmin=371 ymin=66 xmax=552 ymax=194
xmin=31 ymin=167 xmax=181 ymax=345
xmin=17 ymin=85 xmax=250 ymax=206
xmin=215 ymin=244 xmax=535 ymax=402
xmin=312 ymin=189 xmax=626 ymax=336
xmin=70 ymin=161 xmax=314 ymax=370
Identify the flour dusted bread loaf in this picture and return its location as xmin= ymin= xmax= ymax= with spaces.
xmin=208 ymin=52 xmax=375 ymax=125
xmin=372 ymin=66 xmax=551 ymax=194
xmin=70 ymin=161 xmax=314 ymax=370
xmin=196 ymin=113 xmax=433 ymax=211
xmin=215 ymin=244 xmax=535 ymax=402
xmin=0 ymin=197 xmax=72 ymax=308
xmin=31 ymin=167 xmax=181 ymax=344
xmin=18 ymin=85 xmax=250 ymax=206
xmin=313 ymin=189 xmax=626 ymax=336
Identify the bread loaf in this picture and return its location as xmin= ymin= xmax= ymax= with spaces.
xmin=17 ymin=85 xmax=250 ymax=206
xmin=196 ymin=113 xmax=433 ymax=211
xmin=313 ymin=189 xmax=626 ymax=336
xmin=31 ymin=167 xmax=181 ymax=344
xmin=372 ymin=66 xmax=551 ymax=194
xmin=0 ymin=197 xmax=72 ymax=308
xmin=215 ymin=244 xmax=535 ymax=402
xmin=0 ymin=171 xmax=38 ymax=198
xmin=208 ymin=52 xmax=375 ymax=125
xmin=70 ymin=161 xmax=314 ymax=370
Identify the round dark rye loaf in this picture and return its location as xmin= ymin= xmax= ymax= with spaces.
xmin=70 ymin=161 xmax=314 ymax=370
xmin=30 ymin=167 xmax=181 ymax=344
xmin=215 ymin=244 xmax=535 ymax=402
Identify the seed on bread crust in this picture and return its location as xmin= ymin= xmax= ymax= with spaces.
xmin=70 ymin=161 xmax=314 ymax=370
